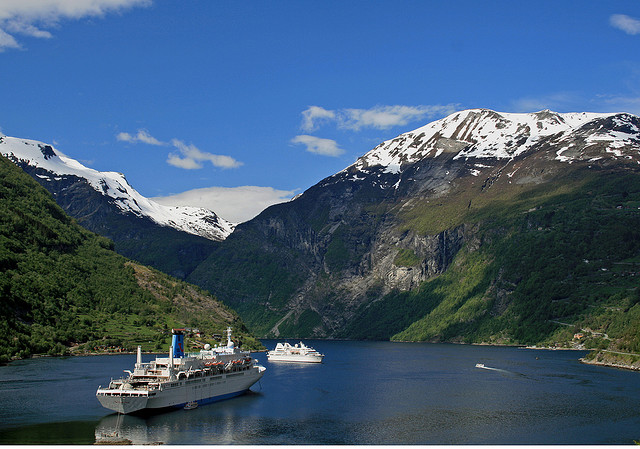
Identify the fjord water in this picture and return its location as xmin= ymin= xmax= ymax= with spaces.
xmin=0 ymin=341 xmax=638 ymax=445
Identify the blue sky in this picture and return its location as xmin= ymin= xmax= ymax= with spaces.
xmin=1 ymin=0 xmax=640 ymax=222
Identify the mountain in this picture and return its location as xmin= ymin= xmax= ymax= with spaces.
xmin=187 ymin=109 xmax=640 ymax=359
xmin=0 ymin=135 xmax=231 ymax=278
xmin=0 ymin=153 xmax=260 ymax=362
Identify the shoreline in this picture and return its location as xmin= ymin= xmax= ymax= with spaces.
xmin=11 ymin=346 xmax=269 ymax=363
xmin=578 ymin=349 xmax=640 ymax=372
xmin=7 ymin=342 xmax=639 ymax=373
xmin=579 ymin=357 xmax=640 ymax=372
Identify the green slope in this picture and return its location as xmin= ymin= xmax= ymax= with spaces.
xmin=342 ymin=167 xmax=640 ymax=356
xmin=0 ymin=155 xmax=260 ymax=362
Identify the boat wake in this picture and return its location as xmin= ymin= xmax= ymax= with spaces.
xmin=475 ymin=363 xmax=532 ymax=381
xmin=475 ymin=363 xmax=509 ymax=373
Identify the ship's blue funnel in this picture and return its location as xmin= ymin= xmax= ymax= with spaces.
xmin=172 ymin=329 xmax=185 ymax=358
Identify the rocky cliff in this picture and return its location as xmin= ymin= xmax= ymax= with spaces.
xmin=188 ymin=109 xmax=640 ymax=351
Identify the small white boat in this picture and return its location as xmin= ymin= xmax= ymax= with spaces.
xmin=267 ymin=341 xmax=324 ymax=363
xmin=184 ymin=401 xmax=198 ymax=410
xmin=475 ymin=363 xmax=485 ymax=368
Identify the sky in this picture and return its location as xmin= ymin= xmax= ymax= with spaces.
xmin=1 ymin=0 xmax=640 ymax=223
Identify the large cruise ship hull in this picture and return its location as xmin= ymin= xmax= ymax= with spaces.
xmin=97 ymin=366 xmax=265 ymax=414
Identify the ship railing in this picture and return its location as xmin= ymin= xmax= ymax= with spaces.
xmin=140 ymin=368 xmax=166 ymax=376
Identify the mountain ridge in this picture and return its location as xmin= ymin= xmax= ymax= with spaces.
xmin=330 ymin=109 xmax=639 ymax=184
xmin=0 ymin=134 xmax=230 ymax=279
xmin=4 ymin=108 xmax=640 ymax=358
xmin=0 ymin=135 xmax=234 ymax=241
xmin=186 ymin=108 xmax=640 ymax=358
xmin=0 ymin=153 xmax=260 ymax=362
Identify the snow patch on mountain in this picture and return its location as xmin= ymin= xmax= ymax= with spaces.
xmin=347 ymin=109 xmax=640 ymax=177
xmin=0 ymin=135 xmax=234 ymax=241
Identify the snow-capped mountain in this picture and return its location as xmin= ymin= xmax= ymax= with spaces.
xmin=188 ymin=108 xmax=640 ymax=339
xmin=0 ymin=135 xmax=234 ymax=241
xmin=346 ymin=108 xmax=640 ymax=178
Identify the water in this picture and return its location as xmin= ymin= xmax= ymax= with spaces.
xmin=0 ymin=341 xmax=638 ymax=444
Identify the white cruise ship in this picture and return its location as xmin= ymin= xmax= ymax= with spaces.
xmin=96 ymin=327 xmax=265 ymax=414
xmin=267 ymin=341 xmax=324 ymax=363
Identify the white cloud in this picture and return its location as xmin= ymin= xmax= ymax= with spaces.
xmin=510 ymin=97 xmax=549 ymax=112
xmin=510 ymin=91 xmax=640 ymax=115
xmin=152 ymin=185 xmax=296 ymax=223
xmin=301 ymin=106 xmax=336 ymax=132
xmin=4 ymin=20 xmax=52 ymax=39
xmin=0 ymin=0 xmax=150 ymax=51
xmin=168 ymin=139 xmax=243 ymax=170
xmin=510 ymin=92 xmax=581 ymax=113
xmin=116 ymin=131 xmax=133 ymax=142
xmin=0 ymin=27 xmax=20 ymax=50
xmin=600 ymin=95 xmax=640 ymax=115
xmin=117 ymin=129 xmax=165 ymax=146
xmin=0 ymin=0 xmax=151 ymax=20
xmin=301 ymin=104 xmax=459 ymax=132
xmin=340 ymin=105 xmax=459 ymax=130
xmin=291 ymin=135 xmax=345 ymax=157
xmin=117 ymin=129 xmax=242 ymax=170
xmin=610 ymin=14 xmax=640 ymax=35
xmin=166 ymin=153 xmax=202 ymax=170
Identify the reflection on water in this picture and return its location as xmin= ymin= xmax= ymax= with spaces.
xmin=96 ymin=413 xmax=159 ymax=445
xmin=94 ymin=391 xmax=269 ymax=445
xmin=1 ymin=342 xmax=640 ymax=444
xmin=0 ymin=420 xmax=96 ymax=445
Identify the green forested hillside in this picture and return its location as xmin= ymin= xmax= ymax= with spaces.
xmin=0 ymin=155 xmax=259 ymax=362
xmin=15 ymin=162 xmax=218 ymax=281
xmin=342 ymin=168 xmax=640 ymax=360
xmin=188 ymin=162 xmax=640 ymax=365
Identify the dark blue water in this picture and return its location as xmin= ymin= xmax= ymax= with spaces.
xmin=0 ymin=341 xmax=638 ymax=444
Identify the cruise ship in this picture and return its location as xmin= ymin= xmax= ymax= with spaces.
xmin=96 ymin=328 xmax=266 ymax=414
xmin=267 ymin=341 xmax=324 ymax=363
